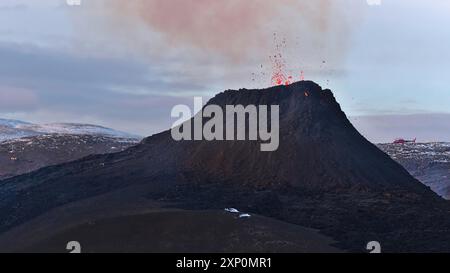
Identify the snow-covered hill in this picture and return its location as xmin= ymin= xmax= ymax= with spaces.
xmin=379 ymin=142 xmax=450 ymax=199
xmin=0 ymin=119 xmax=31 ymax=127
xmin=0 ymin=118 xmax=142 ymax=179
xmin=0 ymin=119 xmax=140 ymax=142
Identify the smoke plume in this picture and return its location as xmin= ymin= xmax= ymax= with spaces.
xmin=88 ymin=0 xmax=363 ymax=61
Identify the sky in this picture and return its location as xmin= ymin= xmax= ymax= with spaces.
xmin=0 ymin=0 xmax=449 ymax=143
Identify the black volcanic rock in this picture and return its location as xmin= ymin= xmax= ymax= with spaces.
xmin=6 ymin=210 xmax=341 ymax=253
xmin=0 ymin=81 xmax=449 ymax=252
xmin=175 ymin=81 xmax=430 ymax=193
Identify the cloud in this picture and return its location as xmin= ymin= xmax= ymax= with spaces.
xmin=0 ymin=86 xmax=38 ymax=112
xmin=0 ymin=42 xmax=209 ymax=135
xmin=0 ymin=3 xmax=27 ymax=10
xmin=74 ymin=0 xmax=365 ymax=70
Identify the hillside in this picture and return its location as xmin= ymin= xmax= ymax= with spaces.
xmin=0 ymin=81 xmax=449 ymax=252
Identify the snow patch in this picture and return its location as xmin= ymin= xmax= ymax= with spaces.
xmin=0 ymin=119 xmax=141 ymax=143
xmin=224 ymin=208 xmax=239 ymax=213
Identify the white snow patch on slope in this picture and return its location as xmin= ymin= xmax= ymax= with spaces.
xmin=0 ymin=119 xmax=141 ymax=143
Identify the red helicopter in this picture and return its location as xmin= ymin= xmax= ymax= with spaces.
xmin=393 ymin=137 xmax=416 ymax=144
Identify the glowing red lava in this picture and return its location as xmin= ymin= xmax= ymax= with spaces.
xmin=270 ymin=59 xmax=305 ymax=87
xmin=269 ymin=34 xmax=305 ymax=87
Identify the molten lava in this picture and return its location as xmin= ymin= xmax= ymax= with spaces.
xmin=269 ymin=34 xmax=305 ymax=87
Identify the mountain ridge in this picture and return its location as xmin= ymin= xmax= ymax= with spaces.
xmin=0 ymin=81 xmax=449 ymax=252
xmin=0 ymin=118 xmax=141 ymax=142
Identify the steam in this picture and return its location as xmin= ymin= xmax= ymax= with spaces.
xmin=72 ymin=0 xmax=365 ymax=87
xmin=85 ymin=0 xmax=362 ymax=60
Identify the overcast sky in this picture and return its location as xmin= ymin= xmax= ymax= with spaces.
xmin=0 ymin=0 xmax=449 ymax=143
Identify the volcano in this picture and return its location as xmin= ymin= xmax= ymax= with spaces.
xmin=0 ymin=81 xmax=449 ymax=252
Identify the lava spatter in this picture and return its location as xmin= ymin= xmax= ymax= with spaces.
xmin=269 ymin=33 xmax=305 ymax=86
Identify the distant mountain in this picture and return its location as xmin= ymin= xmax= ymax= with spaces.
xmin=0 ymin=119 xmax=141 ymax=180
xmin=0 ymin=119 xmax=31 ymax=127
xmin=0 ymin=82 xmax=449 ymax=252
xmin=0 ymin=119 xmax=140 ymax=142
xmin=379 ymin=142 xmax=450 ymax=199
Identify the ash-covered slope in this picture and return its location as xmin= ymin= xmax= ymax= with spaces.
xmin=0 ymin=81 xmax=449 ymax=252
xmin=175 ymin=82 xmax=429 ymax=193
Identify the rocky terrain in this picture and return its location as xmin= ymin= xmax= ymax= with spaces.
xmin=379 ymin=142 xmax=450 ymax=199
xmin=0 ymin=120 xmax=140 ymax=179
xmin=0 ymin=81 xmax=449 ymax=253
